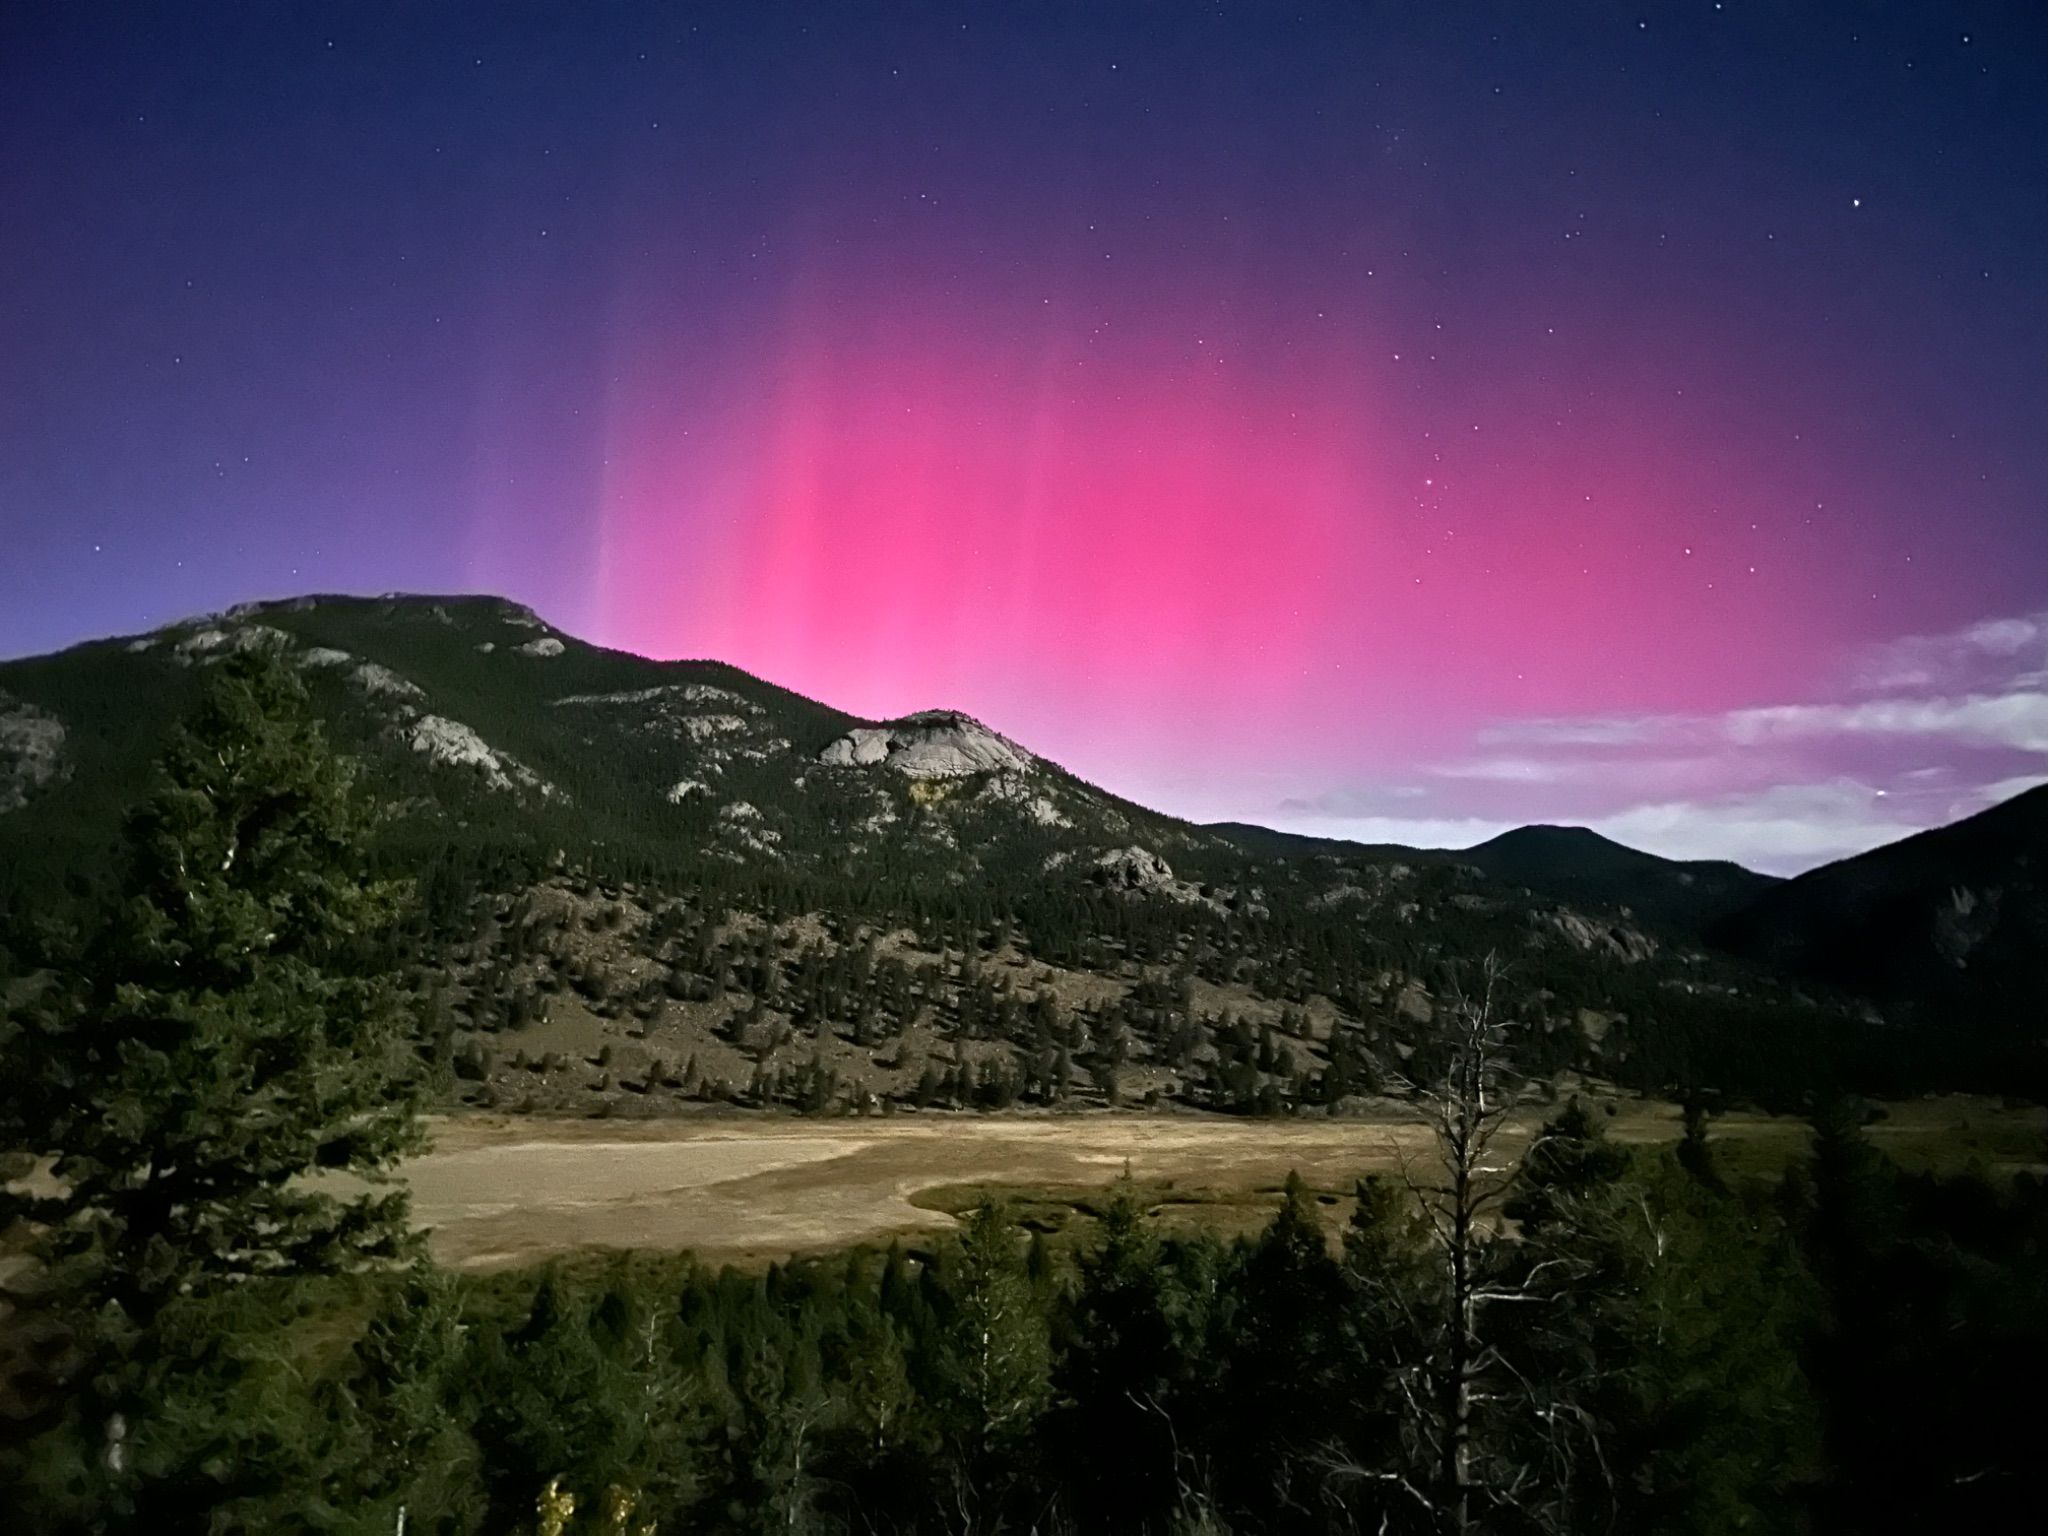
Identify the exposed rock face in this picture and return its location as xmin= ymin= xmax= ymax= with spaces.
xmin=350 ymin=661 xmax=425 ymax=701
xmin=1932 ymin=885 xmax=2002 ymax=968
xmin=554 ymin=684 xmax=757 ymax=713
xmin=225 ymin=596 xmax=319 ymax=619
xmin=552 ymin=681 xmax=781 ymax=780
xmin=0 ymin=694 xmax=66 ymax=812
xmin=980 ymin=775 xmax=1072 ymax=827
xmin=716 ymin=800 xmax=782 ymax=858
xmin=172 ymin=623 xmax=292 ymax=663
xmin=1544 ymin=909 xmax=1659 ymax=964
xmin=680 ymin=714 xmax=750 ymax=740
xmin=516 ymin=636 xmax=566 ymax=658
xmin=407 ymin=714 xmax=550 ymax=795
xmin=1311 ymin=864 xmax=1417 ymax=910
xmin=1094 ymin=846 xmax=1178 ymax=892
xmin=818 ymin=710 xmax=1035 ymax=779
xmin=1089 ymin=844 xmax=1250 ymax=914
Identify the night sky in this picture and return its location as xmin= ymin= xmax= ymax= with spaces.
xmin=4 ymin=2 xmax=2045 ymax=872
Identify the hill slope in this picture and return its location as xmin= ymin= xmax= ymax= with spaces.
xmin=1712 ymin=784 xmax=2048 ymax=1075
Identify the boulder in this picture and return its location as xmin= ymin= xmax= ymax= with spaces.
xmin=1093 ymin=846 xmax=1177 ymax=891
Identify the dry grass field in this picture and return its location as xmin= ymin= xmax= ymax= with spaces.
xmin=405 ymin=1095 xmax=2048 ymax=1268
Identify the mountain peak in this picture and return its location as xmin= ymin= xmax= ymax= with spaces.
xmin=1468 ymin=824 xmax=1668 ymax=878
xmin=1458 ymin=823 xmax=1775 ymax=935
xmin=1475 ymin=823 xmax=1637 ymax=855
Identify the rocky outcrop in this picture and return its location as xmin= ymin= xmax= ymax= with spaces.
xmin=680 ymin=714 xmax=750 ymax=740
xmin=979 ymin=775 xmax=1072 ymax=827
xmin=225 ymin=596 xmax=319 ymax=619
xmin=1543 ymin=909 xmax=1659 ymax=964
xmin=715 ymin=800 xmax=782 ymax=858
xmin=351 ymin=661 xmax=426 ymax=701
xmin=0 ymin=694 xmax=66 ymax=812
xmin=171 ymin=622 xmax=293 ymax=663
xmin=407 ymin=714 xmax=551 ymax=796
xmin=553 ymin=683 xmax=759 ymax=714
xmin=516 ymin=636 xmax=566 ymax=658
xmin=1932 ymin=884 xmax=2002 ymax=968
xmin=1094 ymin=846 xmax=1179 ymax=892
xmin=818 ymin=710 xmax=1035 ymax=779
xmin=551 ymin=685 xmax=768 ymax=778
xmin=1089 ymin=845 xmax=1253 ymax=915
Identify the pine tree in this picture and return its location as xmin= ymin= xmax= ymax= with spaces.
xmin=1218 ymin=1172 xmax=1348 ymax=1517
xmin=1330 ymin=1170 xmax=1435 ymax=1519
xmin=471 ymin=1265 xmax=697 ymax=1531
xmin=1055 ymin=1175 xmax=1182 ymax=1527
xmin=0 ymin=651 xmax=427 ymax=1488
xmin=936 ymin=1202 xmax=1052 ymax=1522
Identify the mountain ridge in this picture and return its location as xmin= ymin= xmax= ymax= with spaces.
xmin=3 ymin=590 xmax=2038 ymax=1110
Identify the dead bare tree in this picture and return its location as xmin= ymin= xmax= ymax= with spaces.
xmin=1334 ymin=954 xmax=1607 ymax=1536
xmin=1409 ymin=955 xmax=1520 ymax=1532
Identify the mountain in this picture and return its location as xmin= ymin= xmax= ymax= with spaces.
xmin=1461 ymin=825 xmax=1779 ymax=938
xmin=0 ymin=592 xmax=1938 ymax=1111
xmin=1711 ymin=784 xmax=2048 ymax=1081
xmin=1207 ymin=821 xmax=1777 ymax=940
xmin=0 ymin=594 xmax=1190 ymax=902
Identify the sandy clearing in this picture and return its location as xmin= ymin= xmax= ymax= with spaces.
xmin=401 ymin=1099 xmax=2046 ymax=1269
xmin=406 ymin=1112 xmax=1461 ymax=1268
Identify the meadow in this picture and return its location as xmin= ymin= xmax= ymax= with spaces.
xmin=405 ymin=1093 xmax=2048 ymax=1268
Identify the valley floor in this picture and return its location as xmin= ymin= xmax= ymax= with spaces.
xmin=406 ymin=1095 xmax=2047 ymax=1268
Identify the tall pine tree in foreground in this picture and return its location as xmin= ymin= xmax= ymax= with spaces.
xmin=1 ymin=650 xmax=425 ymax=1481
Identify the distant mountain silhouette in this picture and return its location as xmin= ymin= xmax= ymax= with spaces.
xmin=1207 ymin=820 xmax=1777 ymax=939
xmin=1463 ymin=826 xmax=1778 ymax=936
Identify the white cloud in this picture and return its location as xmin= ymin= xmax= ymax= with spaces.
xmin=1430 ymin=756 xmax=1579 ymax=783
xmin=1477 ymin=716 xmax=1668 ymax=748
xmin=1482 ymin=689 xmax=2048 ymax=759
xmin=1263 ymin=811 xmax=1516 ymax=851
xmin=1723 ymin=691 xmax=2048 ymax=752
xmin=1854 ymin=611 xmax=2047 ymax=693
xmin=1951 ymin=773 xmax=2048 ymax=819
xmin=1276 ymin=785 xmax=1433 ymax=817
xmin=1591 ymin=782 xmax=1919 ymax=874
